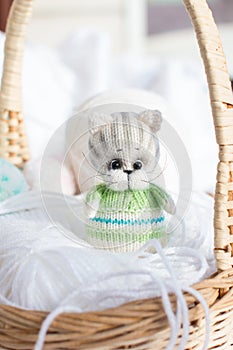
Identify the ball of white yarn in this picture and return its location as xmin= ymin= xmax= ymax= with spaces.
xmin=0 ymin=219 xmax=130 ymax=310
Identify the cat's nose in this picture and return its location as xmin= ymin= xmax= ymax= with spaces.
xmin=123 ymin=170 xmax=133 ymax=175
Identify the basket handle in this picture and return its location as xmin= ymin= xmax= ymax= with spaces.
xmin=183 ymin=0 xmax=233 ymax=272
xmin=1 ymin=0 xmax=233 ymax=271
xmin=0 ymin=0 xmax=33 ymax=165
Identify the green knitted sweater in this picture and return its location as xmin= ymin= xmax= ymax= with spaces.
xmin=85 ymin=183 xmax=171 ymax=252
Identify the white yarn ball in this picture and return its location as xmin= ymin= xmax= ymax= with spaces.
xmin=0 ymin=219 xmax=130 ymax=310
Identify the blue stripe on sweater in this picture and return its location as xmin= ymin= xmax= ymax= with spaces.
xmin=90 ymin=216 xmax=165 ymax=225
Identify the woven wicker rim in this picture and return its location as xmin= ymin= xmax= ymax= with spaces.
xmin=0 ymin=0 xmax=233 ymax=349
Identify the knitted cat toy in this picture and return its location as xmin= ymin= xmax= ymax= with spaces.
xmin=85 ymin=110 xmax=175 ymax=252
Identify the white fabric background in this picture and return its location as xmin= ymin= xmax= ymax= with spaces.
xmin=0 ymin=29 xmax=220 ymax=191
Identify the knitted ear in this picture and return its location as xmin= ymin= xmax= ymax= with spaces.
xmin=89 ymin=113 xmax=113 ymax=135
xmin=137 ymin=110 xmax=162 ymax=133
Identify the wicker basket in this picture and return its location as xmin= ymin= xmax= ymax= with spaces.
xmin=0 ymin=0 xmax=233 ymax=349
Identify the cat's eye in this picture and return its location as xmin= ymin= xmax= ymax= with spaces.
xmin=133 ymin=160 xmax=143 ymax=170
xmin=110 ymin=159 xmax=122 ymax=170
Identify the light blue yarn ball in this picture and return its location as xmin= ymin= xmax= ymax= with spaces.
xmin=0 ymin=158 xmax=29 ymax=202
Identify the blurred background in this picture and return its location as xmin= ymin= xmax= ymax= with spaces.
xmin=0 ymin=0 xmax=233 ymax=192
xmin=1 ymin=0 xmax=232 ymax=54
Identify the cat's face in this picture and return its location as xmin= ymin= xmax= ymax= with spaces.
xmin=88 ymin=110 xmax=162 ymax=191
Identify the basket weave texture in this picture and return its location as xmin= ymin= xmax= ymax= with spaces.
xmin=1 ymin=0 xmax=233 ymax=349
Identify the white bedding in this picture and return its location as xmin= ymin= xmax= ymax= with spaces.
xmin=0 ymin=29 xmax=224 ymax=192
